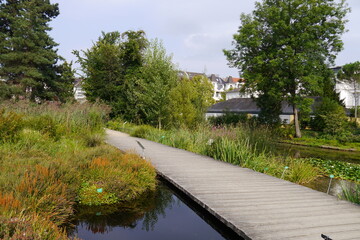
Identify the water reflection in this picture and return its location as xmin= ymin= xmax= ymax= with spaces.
xmin=274 ymin=143 xmax=360 ymax=164
xmin=69 ymin=183 xmax=175 ymax=235
xmin=70 ymin=181 xmax=237 ymax=240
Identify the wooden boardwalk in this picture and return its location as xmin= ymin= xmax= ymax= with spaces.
xmin=106 ymin=129 xmax=360 ymax=240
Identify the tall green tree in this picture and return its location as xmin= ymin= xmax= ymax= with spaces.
xmin=55 ymin=61 xmax=75 ymax=102
xmin=136 ymin=39 xmax=178 ymax=128
xmin=0 ymin=0 xmax=64 ymax=101
xmin=169 ymin=75 xmax=214 ymax=128
xmin=224 ymin=0 xmax=349 ymax=137
xmin=337 ymin=61 xmax=360 ymax=122
xmin=74 ymin=31 xmax=148 ymax=119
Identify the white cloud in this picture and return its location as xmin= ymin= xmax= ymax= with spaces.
xmin=51 ymin=0 xmax=360 ymax=77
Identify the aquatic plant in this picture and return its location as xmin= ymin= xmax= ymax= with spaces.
xmin=341 ymin=184 xmax=360 ymax=204
xmin=309 ymin=158 xmax=360 ymax=183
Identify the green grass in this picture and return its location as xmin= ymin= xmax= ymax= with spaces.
xmin=0 ymin=102 xmax=157 ymax=240
xmin=107 ymin=121 xmax=320 ymax=185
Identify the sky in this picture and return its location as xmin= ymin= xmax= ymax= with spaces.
xmin=50 ymin=0 xmax=360 ymax=78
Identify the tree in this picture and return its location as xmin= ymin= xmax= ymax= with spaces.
xmin=337 ymin=61 xmax=360 ymax=122
xmin=74 ymin=31 xmax=148 ymax=119
xmin=55 ymin=61 xmax=75 ymax=102
xmin=224 ymin=0 xmax=349 ymax=137
xmin=136 ymin=39 xmax=178 ymax=128
xmin=310 ymin=97 xmax=348 ymax=136
xmin=0 ymin=0 xmax=64 ymax=101
xmin=169 ymin=75 xmax=214 ymax=128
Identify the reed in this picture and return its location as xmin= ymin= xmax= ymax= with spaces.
xmin=0 ymin=102 xmax=156 ymax=239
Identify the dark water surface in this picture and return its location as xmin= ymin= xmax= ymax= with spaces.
xmin=274 ymin=143 xmax=360 ymax=164
xmin=70 ymin=180 xmax=239 ymax=240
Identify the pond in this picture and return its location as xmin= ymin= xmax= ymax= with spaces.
xmin=274 ymin=143 xmax=360 ymax=164
xmin=69 ymin=179 xmax=240 ymax=240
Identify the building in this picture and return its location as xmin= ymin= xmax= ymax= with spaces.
xmin=74 ymin=79 xmax=86 ymax=102
xmin=208 ymin=74 xmax=244 ymax=101
xmin=331 ymin=66 xmax=360 ymax=109
xmin=179 ymin=71 xmax=245 ymax=101
xmin=206 ymin=97 xmax=321 ymax=124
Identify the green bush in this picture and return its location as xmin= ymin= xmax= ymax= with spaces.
xmin=131 ymin=125 xmax=157 ymax=138
xmin=208 ymin=112 xmax=248 ymax=126
xmin=25 ymin=114 xmax=62 ymax=140
xmin=310 ymin=98 xmax=348 ymax=136
xmin=288 ymin=160 xmax=319 ymax=184
xmin=0 ymin=109 xmax=23 ymax=142
xmin=82 ymin=133 xmax=104 ymax=147
xmin=77 ymin=182 xmax=118 ymax=206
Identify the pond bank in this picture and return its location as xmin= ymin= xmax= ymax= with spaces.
xmin=274 ymin=142 xmax=360 ymax=164
xmin=106 ymin=129 xmax=360 ymax=240
xmin=70 ymin=179 xmax=240 ymax=240
xmin=279 ymin=141 xmax=358 ymax=152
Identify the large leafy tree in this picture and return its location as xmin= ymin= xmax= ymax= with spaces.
xmin=74 ymin=31 xmax=148 ymax=120
xmin=0 ymin=0 xmax=68 ymax=101
xmin=224 ymin=0 xmax=349 ymax=137
xmin=169 ymin=75 xmax=214 ymax=128
xmin=337 ymin=61 xmax=360 ymax=122
xmin=136 ymin=39 xmax=178 ymax=128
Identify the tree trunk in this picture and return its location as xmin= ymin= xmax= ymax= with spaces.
xmin=294 ymin=105 xmax=302 ymax=138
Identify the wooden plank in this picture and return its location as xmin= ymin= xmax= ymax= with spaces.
xmin=106 ymin=129 xmax=360 ymax=240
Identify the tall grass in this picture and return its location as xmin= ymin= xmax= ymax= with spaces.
xmin=341 ymin=184 xmax=360 ymax=204
xmin=0 ymin=102 xmax=157 ymax=239
xmin=108 ymin=121 xmax=319 ymax=184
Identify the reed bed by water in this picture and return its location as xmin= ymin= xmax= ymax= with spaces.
xmin=107 ymin=121 xmax=320 ymax=184
xmin=0 ymin=102 xmax=157 ymax=239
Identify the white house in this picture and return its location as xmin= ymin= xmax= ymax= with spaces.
xmin=74 ymin=79 xmax=86 ymax=102
xmin=331 ymin=66 xmax=360 ymax=110
xmin=209 ymin=74 xmax=244 ymax=101
xmin=335 ymin=80 xmax=360 ymax=109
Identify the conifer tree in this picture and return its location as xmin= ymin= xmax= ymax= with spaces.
xmin=0 ymin=0 xmax=67 ymax=101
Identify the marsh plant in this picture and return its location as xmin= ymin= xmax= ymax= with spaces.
xmin=108 ymin=121 xmax=320 ymax=184
xmin=0 ymin=102 xmax=156 ymax=239
xmin=341 ymin=184 xmax=360 ymax=205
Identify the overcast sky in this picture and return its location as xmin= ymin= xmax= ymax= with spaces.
xmin=50 ymin=0 xmax=360 ymax=78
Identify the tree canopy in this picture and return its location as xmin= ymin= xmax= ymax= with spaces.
xmin=337 ymin=61 xmax=360 ymax=121
xmin=224 ymin=0 xmax=349 ymax=137
xmin=169 ymin=75 xmax=214 ymax=128
xmin=76 ymin=31 xmax=214 ymax=128
xmin=0 ymin=0 xmax=72 ymax=102
xmin=74 ymin=31 xmax=148 ymax=119
xmin=135 ymin=39 xmax=178 ymax=128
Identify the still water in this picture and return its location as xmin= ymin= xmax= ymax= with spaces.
xmin=69 ymin=180 xmax=239 ymax=240
xmin=274 ymin=143 xmax=360 ymax=164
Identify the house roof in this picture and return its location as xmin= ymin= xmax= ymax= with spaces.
xmin=178 ymin=71 xmax=206 ymax=79
xmin=208 ymin=97 xmax=322 ymax=115
xmin=209 ymin=74 xmax=226 ymax=84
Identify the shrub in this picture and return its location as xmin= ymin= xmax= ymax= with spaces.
xmin=82 ymin=133 xmax=104 ymax=147
xmin=77 ymin=182 xmax=118 ymax=206
xmin=0 ymin=109 xmax=23 ymax=142
xmin=25 ymin=114 xmax=62 ymax=140
xmin=310 ymin=98 xmax=348 ymax=135
xmin=208 ymin=112 xmax=248 ymax=126
xmin=131 ymin=125 xmax=156 ymax=138
xmin=288 ymin=160 xmax=319 ymax=184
